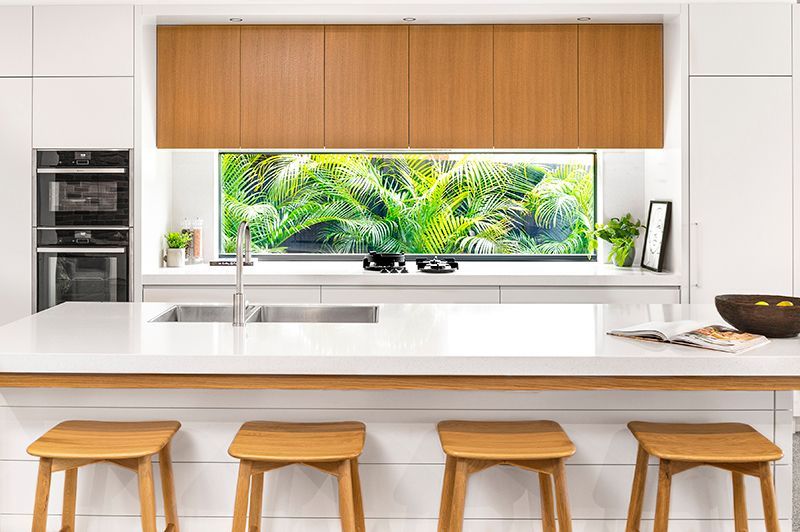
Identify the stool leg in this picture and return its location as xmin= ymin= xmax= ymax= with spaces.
xmin=138 ymin=456 xmax=158 ymax=532
xmin=159 ymin=443 xmax=180 ymax=532
xmin=732 ymin=472 xmax=748 ymax=532
xmin=552 ymin=459 xmax=572 ymax=532
xmin=539 ymin=472 xmax=556 ymax=532
xmin=653 ymin=460 xmax=672 ymax=532
xmin=248 ymin=472 xmax=264 ymax=532
xmin=350 ymin=458 xmax=366 ymax=532
xmin=62 ymin=468 xmax=78 ymax=532
xmin=757 ymin=462 xmax=780 ymax=532
xmin=438 ymin=455 xmax=457 ymax=532
xmin=232 ymin=460 xmax=253 ymax=532
xmin=449 ymin=459 xmax=470 ymax=532
xmin=337 ymin=459 xmax=357 ymax=532
xmin=626 ymin=445 xmax=649 ymax=532
xmin=31 ymin=457 xmax=53 ymax=532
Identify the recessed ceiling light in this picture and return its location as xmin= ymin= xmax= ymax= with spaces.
xmin=577 ymin=17 xmax=592 ymax=22
xmin=403 ymin=17 xmax=416 ymax=22
xmin=229 ymin=17 xmax=243 ymax=22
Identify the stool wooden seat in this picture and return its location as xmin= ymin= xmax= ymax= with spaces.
xmin=228 ymin=421 xmax=366 ymax=532
xmin=437 ymin=420 xmax=576 ymax=532
xmin=626 ymin=422 xmax=783 ymax=532
xmin=27 ymin=420 xmax=181 ymax=532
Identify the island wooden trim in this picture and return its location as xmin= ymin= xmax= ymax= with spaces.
xmin=0 ymin=374 xmax=798 ymax=391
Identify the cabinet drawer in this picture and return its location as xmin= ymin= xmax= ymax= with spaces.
xmin=500 ymin=286 xmax=680 ymax=304
xmin=143 ymin=286 xmax=321 ymax=304
xmin=321 ymin=286 xmax=499 ymax=304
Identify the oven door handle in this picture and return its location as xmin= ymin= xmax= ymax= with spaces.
xmin=36 ymin=247 xmax=127 ymax=254
xmin=37 ymin=168 xmax=127 ymax=174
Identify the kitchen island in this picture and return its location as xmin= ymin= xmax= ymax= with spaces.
xmin=0 ymin=302 xmax=795 ymax=531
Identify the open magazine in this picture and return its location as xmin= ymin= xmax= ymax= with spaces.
xmin=608 ymin=320 xmax=769 ymax=353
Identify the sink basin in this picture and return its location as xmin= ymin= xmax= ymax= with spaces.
xmin=149 ymin=304 xmax=257 ymax=323
xmin=247 ymin=305 xmax=379 ymax=323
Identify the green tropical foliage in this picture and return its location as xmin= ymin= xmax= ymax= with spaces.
xmin=220 ymin=153 xmax=596 ymax=256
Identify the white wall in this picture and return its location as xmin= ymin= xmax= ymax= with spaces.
xmin=170 ymin=151 xmax=217 ymax=261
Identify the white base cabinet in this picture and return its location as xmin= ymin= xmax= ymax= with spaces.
xmin=143 ymin=286 xmax=321 ymax=304
xmin=0 ymin=79 xmax=32 ymax=326
xmin=501 ymin=286 xmax=680 ymax=304
xmin=689 ymin=77 xmax=793 ymax=303
xmin=321 ymin=286 xmax=500 ymax=304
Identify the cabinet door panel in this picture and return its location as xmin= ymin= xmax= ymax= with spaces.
xmin=325 ymin=25 xmax=409 ymax=149
xmin=33 ymin=77 xmax=133 ymax=149
xmin=689 ymin=77 xmax=792 ymax=303
xmin=321 ymin=286 xmax=499 ymax=304
xmin=494 ymin=25 xmax=578 ymax=148
xmin=241 ymin=26 xmax=324 ymax=148
xmin=33 ymin=5 xmax=133 ymax=77
xmin=689 ymin=3 xmax=791 ymax=76
xmin=578 ymin=25 xmax=663 ymax=149
xmin=0 ymin=7 xmax=32 ymax=76
xmin=409 ymin=25 xmax=493 ymax=148
xmin=500 ymin=287 xmax=680 ymax=304
xmin=157 ymin=26 xmax=241 ymax=149
xmin=143 ymin=286 xmax=321 ymax=304
xmin=0 ymin=79 xmax=32 ymax=325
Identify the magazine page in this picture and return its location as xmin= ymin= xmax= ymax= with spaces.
xmin=671 ymin=325 xmax=769 ymax=354
xmin=608 ymin=320 xmax=705 ymax=342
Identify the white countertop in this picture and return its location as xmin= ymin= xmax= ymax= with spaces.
xmin=0 ymin=302 xmax=798 ymax=377
xmin=142 ymin=261 xmax=681 ymax=287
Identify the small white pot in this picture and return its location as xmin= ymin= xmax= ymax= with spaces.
xmin=165 ymin=248 xmax=186 ymax=268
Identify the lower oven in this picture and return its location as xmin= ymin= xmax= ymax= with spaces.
xmin=36 ymin=229 xmax=130 ymax=311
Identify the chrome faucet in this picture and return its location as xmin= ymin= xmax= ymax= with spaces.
xmin=233 ymin=221 xmax=251 ymax=326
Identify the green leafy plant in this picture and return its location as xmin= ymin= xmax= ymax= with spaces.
xmin=589 ymin=213 xmax=644 ymax=266
xmin=220 ymin=153 xmax=596 ymax=256
xmin=165 ymin=231 xmax=192 ymax=249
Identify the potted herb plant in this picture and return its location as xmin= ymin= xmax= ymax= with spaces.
xmin=589 ymin=213 xmax=644 ymax=267
xmin=164 ymin=231 xmax=192 ymax=268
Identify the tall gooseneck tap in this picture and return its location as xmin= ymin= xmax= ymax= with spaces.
xmin=233 ymin=221 xmax=251 ymax=326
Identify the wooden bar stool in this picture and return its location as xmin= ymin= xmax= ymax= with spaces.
xmin=227 ymin=421 xmax=366 ymax=532
xmin=437 ymin=420 xmax=576 ymax=532
xmin=27 ymin=420 xmax=181 ymax=532
xmin=626 ymin=422 xmax=784 ymax=532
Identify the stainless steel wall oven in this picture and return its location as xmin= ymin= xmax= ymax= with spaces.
xmin=34 ymin=150 xmax=132 ymax=311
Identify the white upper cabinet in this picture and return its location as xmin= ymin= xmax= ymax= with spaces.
xmin=33 ymin=77 xmax=134 ymax=148
xmin=689 ymin=3 xmax=792 ymax=76
xmin=33 ymin=5 xmax=134 ymax=77
xmin=689 ymin=77 xmax=793 ymax=303
xmin=0 ymin=7 xmax=32 ymax=76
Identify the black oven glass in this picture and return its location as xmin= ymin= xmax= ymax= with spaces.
xmin=36 ymin=229 xmax=130 ymax=311
xmin=36 ymin=151 xmax=130 ymax=227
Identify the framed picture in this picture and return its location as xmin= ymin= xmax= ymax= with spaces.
xmin=641 ymin=200 xmax=671 ymax=272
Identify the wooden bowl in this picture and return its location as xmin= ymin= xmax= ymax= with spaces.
xmin=715 ymin=294 xmax=800 ymax=338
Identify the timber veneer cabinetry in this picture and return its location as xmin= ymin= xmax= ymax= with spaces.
xmin=156 ymin=24 xmax=663 ymax=149
xmin=578 ymin=24 xmax=663 ymax=148
xmin=241 ymin=26 xmax=324 ymax=148
xmin=157 ymin=26 xmax=241 ymax=148
xmin=409 ymin=25 xmax=494 ymax=148
xmin=494 ymin=25 xmax=578 ymax=148
xmin=325 ymin=25 xmax=409 ymax=148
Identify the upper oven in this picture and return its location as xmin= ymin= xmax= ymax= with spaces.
xmin=35 ymin=150 xmax=130 ymax=228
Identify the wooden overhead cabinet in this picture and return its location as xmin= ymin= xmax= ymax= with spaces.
xmin=494 ymin=25 xmax=578 ymax=148
xmin=578 ymin=24 xmax=663 ymax=148
xmin=325 ymin=26 xmax=409 ymax=148
xmin=157 ymin=26 xmax=241 ymax=148
xmin=409 ymin=25 xmax=493 ymax=148
xmin=241 ymin=26 xmax=324 ymax=148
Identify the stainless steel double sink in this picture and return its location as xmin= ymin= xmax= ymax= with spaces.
xmin=149 ymin=304 xmax=379 ymax=324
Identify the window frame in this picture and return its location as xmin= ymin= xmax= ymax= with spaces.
xmin=218 ymin=150 xmax=598 ymax=262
